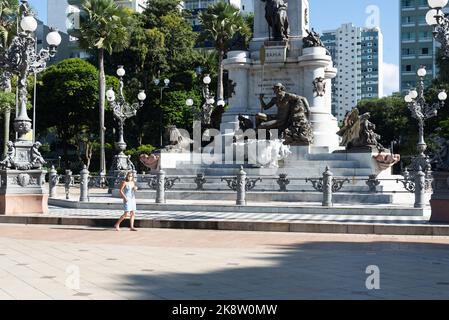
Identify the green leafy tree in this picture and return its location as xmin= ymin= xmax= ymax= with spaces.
xmin=37 ymin=58 xmax=119 ymax=170
xmin=0 ymin=0 xmax=18 ymax=156
xmin=199 ymin=1 xmax=251 ymax=101
xmin=100 ymin=0 xmax=202 ymax=147
xmin=356 ymin=95 xmax=416 ymax=157
xmin=69 ymin=0 xmax=134 ymax=174
xmin=432 ymin=49 xmax=449 ymax=138
xmin=125 ymin=144 xmax=156 ymax=172
xmin=0 ymin=0 xmax=18 ymax=46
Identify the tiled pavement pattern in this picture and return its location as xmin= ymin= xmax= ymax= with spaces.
xmin=47 ymin=206 xmax=431 ymax=225
xmin=1 ymin=224 xmax=449 ymax=300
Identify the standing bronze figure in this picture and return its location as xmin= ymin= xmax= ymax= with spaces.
xmin=261 ymin=0 xmax=290 ymax=41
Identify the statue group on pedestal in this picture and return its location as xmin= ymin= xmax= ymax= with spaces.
xmin=337 ymin=108 xmax=384 ymax=151
xmin=0 ymin=141 xmax=47 ymax=170
xmin=303 ymin=29 xmax=325 ymax=48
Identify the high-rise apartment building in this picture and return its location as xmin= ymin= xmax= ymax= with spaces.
xmin=322 ymin=23 xmax=383 ymax=122
xmin=400 ymin=0 xmax=438 ymax=93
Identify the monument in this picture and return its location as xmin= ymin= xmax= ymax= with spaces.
xmin=136 ymin=0 xmax=404 ymax=205
xmin=0 ymin=1 xmax=61 ymax=215
xmin=221 ymin=0 xmax=340 ymax=150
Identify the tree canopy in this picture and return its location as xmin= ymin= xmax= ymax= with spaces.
xmin=37 ymin=58 xmax=119 ymax=170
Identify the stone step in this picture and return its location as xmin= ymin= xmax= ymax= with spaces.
xmin=132 ymin=190 xmax=394 ymax=204
xmin=50 ymin=198 xmax=424 ymax=217
xmin=161 ymin=167 xmax=374 ymax=177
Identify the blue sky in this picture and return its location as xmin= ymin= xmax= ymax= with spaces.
xmin=29 ymin=0 xmax=401 ymax=93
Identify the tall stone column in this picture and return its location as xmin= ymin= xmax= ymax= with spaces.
xmin=298 ymin=47 xmax=340 ymax=151
xmin=221 ymin=51 xmax=252 ymax=134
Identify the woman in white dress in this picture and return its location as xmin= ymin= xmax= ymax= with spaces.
xmin=114 ymin=172 xmax=138 ymax=231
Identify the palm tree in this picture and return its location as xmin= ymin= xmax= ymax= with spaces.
xmin=199 ymin=1 xmax=250 ymax=102
xmin=70 ymin=0 xmax=133 ymax=174
xmin=0 ymin=0 xmax=18 ymax=157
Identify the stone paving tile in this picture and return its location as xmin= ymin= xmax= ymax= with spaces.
xmin=1 ymin=225 xmax=449 ymax=299
xmin=43 ymin=206 xmax=431 ymax=225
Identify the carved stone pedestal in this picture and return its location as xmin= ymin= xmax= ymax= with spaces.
xmin=0 ymin=169 xmax=48 ymax=215
xmin=430 ymin=172 xmax=449 ymax=223
xmin=107 ymin=152 xmax=136 ymax=193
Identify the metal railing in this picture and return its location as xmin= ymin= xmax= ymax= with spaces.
xmin=48 ymin=163 xmax=430 ymax=209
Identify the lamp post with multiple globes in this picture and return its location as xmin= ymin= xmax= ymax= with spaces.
xmin=404 ymin=66 xmax=447 ymax=173
xmin=186 ymin=74 xmax=225 ymax=128
xmin=426 ymin=0 xmax=449 ymax=56
xmin=106 ymin=66 xmax=146 ymax=173
xmin=154 ymin=76 xmax=170 ymax=147
xmin=0 ymin=0 xmax=61 ymax=214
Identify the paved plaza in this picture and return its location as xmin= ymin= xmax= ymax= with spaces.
xmin=0 ymin=224 xmax=449 ymax=300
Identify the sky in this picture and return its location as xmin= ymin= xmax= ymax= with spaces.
xmin=29 ymin=0 xmax=401 ymax=95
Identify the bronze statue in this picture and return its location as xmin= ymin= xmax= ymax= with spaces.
xmin=430 ymin=137 xmax=449 ymax=171
xmin=30 ymin=142 xmax=46 ymax=169
xmin=238 ymin=114 xmax=254 ymax=132
xmin=337 ymin=108 xmax=384 ymax=151
xmin=303 ymin=28 xmax=325 ymax=48
xmin=261 ymin=0 xmax=290 ymax=41
xmin=283 ymin=98 xmax=314 ymax=146
xmin=0 ymin=141 xmax=15 ymax=169
xmin=258 ymin=83 xmax=314 ymax=145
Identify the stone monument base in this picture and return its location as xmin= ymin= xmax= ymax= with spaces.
xmin=0 ymin=194 xmax=48 ymax=215
xmin=430 ymin=200 xmax=449 ymax=223
xmin=0 ymin=169 xmax=48 ymax=215
xmin=430 ymin=172 xmax=449 ymax=223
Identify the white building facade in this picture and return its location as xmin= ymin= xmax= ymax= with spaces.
xmin=48 ymin=0 xmax=147 ymax=33
xmin=322 ymin=23 xmax=383 ymax=122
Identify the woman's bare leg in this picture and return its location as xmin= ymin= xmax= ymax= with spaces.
xmin=130 ymin=212 xmax=137 ymax=231
xmin=114 ymin=212 xmax=129 ymax=231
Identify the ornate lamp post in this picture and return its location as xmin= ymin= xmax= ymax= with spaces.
xmin=186 ymin=74 xmax=225 ymax=128
xmin=154 ymin=75 xmax=170 ymax=147
xmin=426 ymin=0 xmax=449 ymax=56
xmin=201 ymin=74 xmax=215 ymax=127
xmin=0 ymin=0 xmax=60 ymax=214
xmin=404 ymin=66 xmax=447 ymax=173
xmin=106 ymin=66 xmax=146 ymax=173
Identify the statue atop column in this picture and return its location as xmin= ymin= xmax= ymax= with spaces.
xmin=261 ymin=0 xmax=290 ymax=41
xmin=257 ymin=83 xmax=314 ymax=145
xmin=303 ymin=29 xmax=325 ymax=48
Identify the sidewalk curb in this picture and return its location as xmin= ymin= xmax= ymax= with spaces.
xmin=1 ymin=215 xmax=448 ymax=236
xmin=48 ymin=198 xmax=425 ymax=216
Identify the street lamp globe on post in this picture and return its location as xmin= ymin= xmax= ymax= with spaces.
xmin=197 ymin=74 xmax=216 ymax=128
xmin=0 ymin=0 xmax=60 ymax=215
xmin=106 ymin=66 xmax=146 ymax=191
xmin=404 ymin=66 xmax=447 ymax=176
xmin=426 ymin=0 xmax=449 ymax=56
xmin=154 ymin=75 xmax=170 ymax=147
